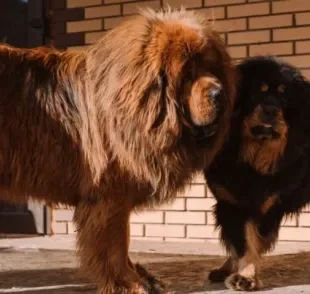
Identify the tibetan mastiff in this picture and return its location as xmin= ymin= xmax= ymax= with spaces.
xmin=204 ymin=55 xmax=310 ymax=291
xmin=0 ymin=8 xmax=236 ymax=294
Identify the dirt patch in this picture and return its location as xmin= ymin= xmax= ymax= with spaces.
xmin=0 ymin=249 xmax=309 ymax=293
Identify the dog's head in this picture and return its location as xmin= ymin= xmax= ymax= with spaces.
xmin=235 ymin=56 xmax=310 ymax=174
xmin=88 ymin=8 xmax=236 ymax=171
xmin=179 ymin=29 xmax=235 ymax=147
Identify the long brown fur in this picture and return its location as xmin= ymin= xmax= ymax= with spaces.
xmin=0 ymin=8 xmax=235 ymax=293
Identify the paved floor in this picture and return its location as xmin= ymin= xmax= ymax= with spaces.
xmin=0 ymin=285 xmax=309 ymax=293
xmin=191 ymin=285 xmax=310 ymax=294
xmin=0 ymin=235 xmax=309 ymax=256
xmin=0 ymin=236 xmax=309 ymax=293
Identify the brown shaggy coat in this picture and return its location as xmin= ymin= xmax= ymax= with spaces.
xmin=0 ymin=8 xmax=236 ymax=294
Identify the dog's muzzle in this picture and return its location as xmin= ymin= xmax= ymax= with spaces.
xmin=250 ymin=105 xmax=281 ymax=140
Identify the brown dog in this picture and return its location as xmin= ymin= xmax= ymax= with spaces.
xmin=0 ymin=8 xmax=236 ymax=294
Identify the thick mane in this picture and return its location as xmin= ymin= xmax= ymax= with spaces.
xmin=84 ymin=9 xmax=216 ymax=201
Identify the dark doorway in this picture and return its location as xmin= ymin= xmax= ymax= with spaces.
xmin=0 ymin=0 xmax=51 ymax=235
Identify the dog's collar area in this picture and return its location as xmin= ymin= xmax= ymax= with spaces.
xmin=192 ymin=123 xmax=218 ymax=142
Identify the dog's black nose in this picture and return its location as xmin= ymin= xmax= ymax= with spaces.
xmin=209 ymin=86 xmax=223 ymax=100
xmin=263 ymin=105 xmax=278 ymax=120
xmin=209 ymin=86 xmax=224 ymax=114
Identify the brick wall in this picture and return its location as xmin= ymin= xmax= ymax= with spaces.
xmin=50 ymin=0 xmax=310 ymax=242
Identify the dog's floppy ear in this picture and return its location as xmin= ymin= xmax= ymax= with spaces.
xmin=231 ymin=64 xmax=245 ymax=119
xmin=292 ymin=73 xmax=310 ymax=133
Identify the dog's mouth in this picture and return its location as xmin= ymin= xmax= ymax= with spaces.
xmin=251 ymin=125 xmax=280 ymax=140
xmin=193 ymin=123 xmax=219 ymax=142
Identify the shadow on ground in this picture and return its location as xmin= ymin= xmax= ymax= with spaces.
xmin=0 ymin=250 xmax=310 ymax=293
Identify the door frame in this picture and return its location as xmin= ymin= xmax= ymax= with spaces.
xmin=0 ymin=0 xmax=52 ymax=235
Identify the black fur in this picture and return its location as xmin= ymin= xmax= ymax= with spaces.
xmin=204 ymin=55 xmax=310 ymax=291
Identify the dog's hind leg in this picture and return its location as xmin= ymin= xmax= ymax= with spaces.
xmin=73 ymin=199 xmax=164 ymax=294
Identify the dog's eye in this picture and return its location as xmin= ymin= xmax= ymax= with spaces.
xmin=278 ymin=84 xmax=286 ymax=93
xmin=261 ymin=83 xmax=269 ymax=92
xmin=281 ymin=98 xmax=287 ymax=107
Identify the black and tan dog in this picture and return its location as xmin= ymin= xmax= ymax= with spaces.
xmin=204 ymin=55 xmax=310 ymax=291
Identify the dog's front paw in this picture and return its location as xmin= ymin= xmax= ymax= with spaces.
xmin=225 ymin=273 xmax=262 ymax=291
xmin=209 ymin=268 xmax=231 ymax=283
xmin=135 ymin=263 xmax=165 ymax=294
xmin=112 ymin=282 xmax=149 ymax=294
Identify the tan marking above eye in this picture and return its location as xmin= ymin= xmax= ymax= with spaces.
xmin=278 ymin=84 xmax=286 ymax=93
xmin=261 ymin=83 xmax=269 ymax=92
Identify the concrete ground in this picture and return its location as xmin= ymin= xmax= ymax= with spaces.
xmin=0 ymin=236 xmax=309 ymax=293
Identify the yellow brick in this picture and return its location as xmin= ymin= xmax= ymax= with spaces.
xmin=67 ymin=222 xmax=77 ymax=234
xmin=67 ymin=0 xmax=101 ymax=8
xmin=160 ymin=198 xmax=185 ymax=211
xmin=67 ymin=19 xmax=102 ymax=33
xmin=130 ymin=211 xmax=164 ymax=224
xmin=214 ymin=18 xmax=247 ymax=33
xmin=207 ymin=212 xmax=216 ymax=225
xmin=206 ymin=185 xmax=214 ymax=198
xmin=165 ymin=212 xmax=206 ymax=224
xmin=204 ymin=0 xmax=245 ymax=6
xmin=296 ymin=12 xmax=310 ymax=25
xmin=54 ymin=209 xmax=74 ymax=221
xmin=302 ymin=205 xmax=310 ymax=212
xmin=85 ymin=5 xmax=121 ymax=19
xmin=299 ymin=213 xmax=310 ymax=227
xmin=85 ymin=31 xmax=105 ymax=44
xmin=228 ymin=45 xmax=247 ymax=59
xmin=279 ymin=227 xmax=310 ymax=241
xmin=186 ymin=198 xmax=216 ymax=211
xmin=165 ymin=237 xmax=205 ymax=243
xmin=199 ymin=7 xmax=225 ymax=20
xmin=145 ymin=224 xmax=185 ymax=237
xmin=130 ymin=224 xmax=144 ymax=236
xmin=53 ymin=222 xmax=67 ymax=234
xmin=177 ymin=184 xmax=206 ymax=198
xmin=281 ymin=216 xmax=297 ymax=227
xmin=220 ymin=33 xmax=226 ymax=43
xmin=283 ymin=55 xmax=310 ymax=68
xmin=274 ymin=27 xmax=310 ymax=41
xmin=272 ymin=0 xmax=310 ymax=13
xmin=250 ymin=42 xmax=293 ymax=56
xmin=187 ymin=225 xmax=219 ymax=239
xmin=249 ymin=14 xmax=292 ymax=29
xmin=163 ymin=0 xmax=202 ymax=9
xmin=228 ymin=30 xmax=270 ymax=45
xmin=123 ymin=1 xmax=160 ymax=15
xmin=132 ymin=236 xmax=164 ymax=241
xmin=104 ymin=16 xmax=131 ymax=30
xmin=228 ymin=3 xmax=269 ymax=18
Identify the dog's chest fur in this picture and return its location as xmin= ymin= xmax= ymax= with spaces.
xmin=205 ymin=137 xmax=309 ymax=214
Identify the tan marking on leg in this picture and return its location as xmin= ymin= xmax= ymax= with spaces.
xmin=209 ymin=183 xmax=237 ymax=205
xmin=225 ymin=222 xmax=267 ymax=291
xmin=261 ymin=194 xmax=279 ymax=215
